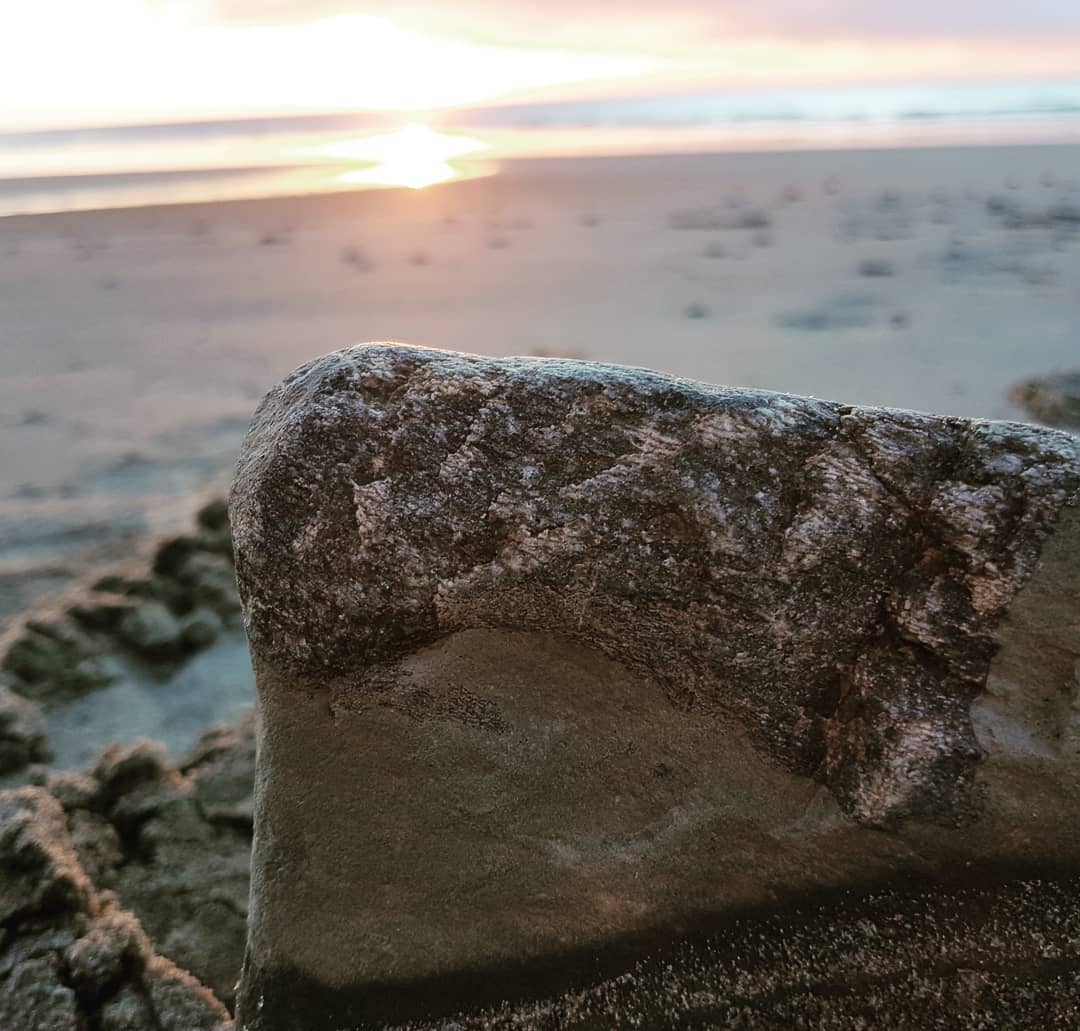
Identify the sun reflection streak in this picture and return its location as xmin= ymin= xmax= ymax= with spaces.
xmin=320 ymin=124 xmax=489 ymax=189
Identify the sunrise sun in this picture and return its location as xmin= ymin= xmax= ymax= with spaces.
xmin=319 ymin=124 xmax=489 ymax=189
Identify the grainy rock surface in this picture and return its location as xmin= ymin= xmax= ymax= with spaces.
xmin=233 ymin=343 xmax=1079 ymax=824
xmin=233 ymin=344 xmax=1079 ymax=1029
xmin=0 ymin=784 xmax=233 ymax=1030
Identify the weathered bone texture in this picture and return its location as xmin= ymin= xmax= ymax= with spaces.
xmin=232 ymin=343 xmax=1079 ymax=1030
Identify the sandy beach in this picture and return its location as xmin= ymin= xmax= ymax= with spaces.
xmin=1 ymin=138 xmax=1079 ymax=1028
xmin=2 ymin=141 xmax=1079 ymax=621
xmin=4 ymin=0 xmax=1080 ymax=1019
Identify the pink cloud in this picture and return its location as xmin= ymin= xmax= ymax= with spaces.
xmin=204 ymin=0 xmax=1080 ymax=40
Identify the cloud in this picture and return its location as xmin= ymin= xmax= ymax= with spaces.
xmin=202 ymin=0 xmax=1080 ymax=41
xmin=200 ymin=0 xmax=349 ymax=22
xmin=713 ymin=0 xmax=1080 ymax=38
xmin=7 ymin=0 xmax=1080 ymax=130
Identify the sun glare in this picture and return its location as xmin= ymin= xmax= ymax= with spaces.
xmin=324 ymin=125 xmax=489 ymax=189
xmin=0 ymin=7 xmax=652 ymax=130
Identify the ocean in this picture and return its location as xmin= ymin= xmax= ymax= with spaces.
xmin=3 ymin=79 xmax=1080 ymax=215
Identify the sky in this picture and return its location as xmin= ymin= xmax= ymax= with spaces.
xmin=3 ymin=0 xmax=1080 ymax=130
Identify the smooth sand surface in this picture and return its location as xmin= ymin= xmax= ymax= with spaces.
xmin=2 ymin=144 xmax=1079 ymax=619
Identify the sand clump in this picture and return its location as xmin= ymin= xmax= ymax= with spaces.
xmin=29 ymin=719 xmax=256 ymax=1009
xmin=0 ymin=683 xmax=49 ymax=772
xmin=1009 ymin=370 xmax=1080 ymax=429
xmin=0 ymin=716 xmax=254 ymax=1024
xmin=0 ymin=783 xmax=234 ymax=1030
xmin=0 ymin=499 xmax=243 ymax=775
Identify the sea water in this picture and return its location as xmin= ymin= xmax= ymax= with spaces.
xmin=2 ymin=79 xmax=1080 ymax=216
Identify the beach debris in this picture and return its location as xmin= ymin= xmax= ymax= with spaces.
xmin=669 ymin=206 xmax=770 ymax=231
xmin=340 ymin=245 xmax=372 ymax=271
xmin=231 ymin=343 xmax=1079 ymax=1028
xmin=684 ymin=300 xmax=710 ymax=318
xmin=876 ymin=188 xmax=903 ymax=210
xmin=986 ymin=194 xmax=1015 ymax=217
xmin=857 ymin=257 xmax=896 ymax=278
xmin=942 ymin=233 xmax=1066 ymax=285
xmin=985 ymin=197 xmax=1080 ymax=231
xmin=668 ymin=207 xmax=725 ymax=230
xmin=735 ymin=208 xmax=771 ymax=230
xmin=778 ymin=293 xmax=878 ymax=332
xmin=1009 ymin=371 xmax=1080 ymax=428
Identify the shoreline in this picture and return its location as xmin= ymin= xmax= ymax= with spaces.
xmin=3 ymin=136 xmax=1080 ymax=221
